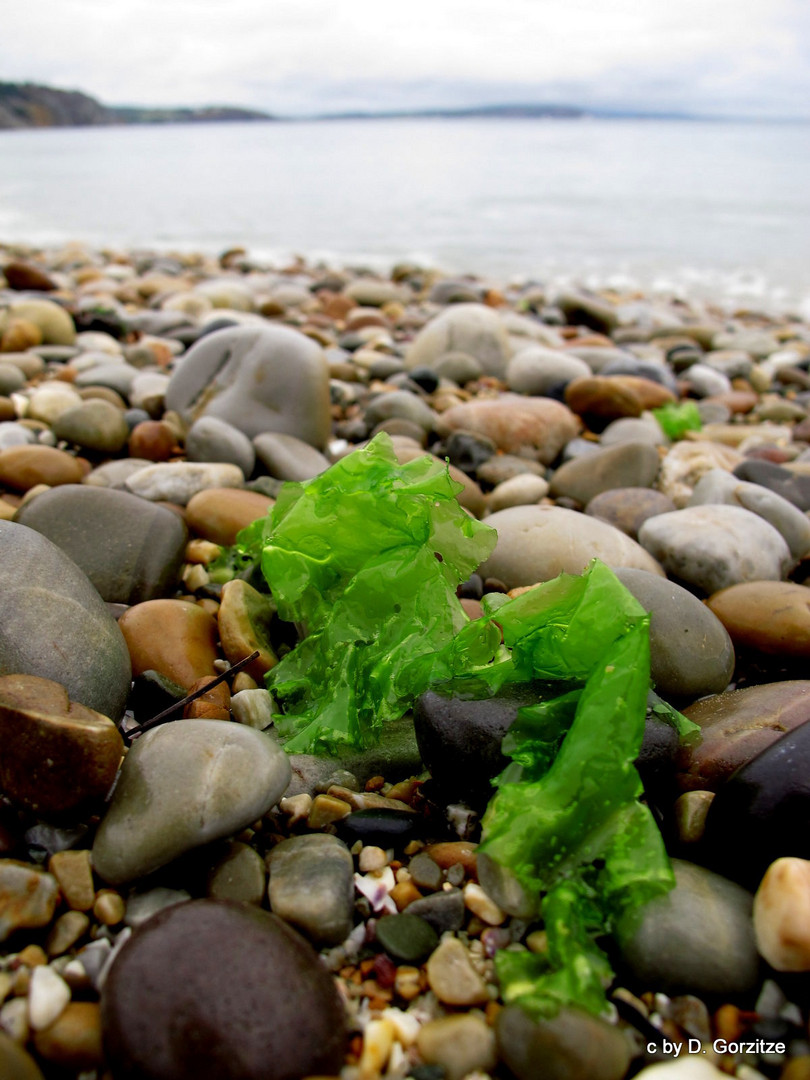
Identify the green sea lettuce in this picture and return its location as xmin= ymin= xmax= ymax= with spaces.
xmin=652 ymin=400 xmax=703 ymax=440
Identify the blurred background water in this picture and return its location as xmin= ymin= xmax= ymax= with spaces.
xmin=1 ymin=116 xmax=808 ymax=312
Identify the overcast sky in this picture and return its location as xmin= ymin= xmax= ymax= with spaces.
xmin=3 ymin=0 xmax=808 ymax=118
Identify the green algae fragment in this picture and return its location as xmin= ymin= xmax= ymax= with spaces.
xmin=652 ymin=400 xmax=703 ymax=440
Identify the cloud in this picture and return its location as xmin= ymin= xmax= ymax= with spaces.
xmin=1 ymin=0 xmax=807 ymax=117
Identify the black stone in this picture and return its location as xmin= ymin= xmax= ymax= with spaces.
xmin=408 ymin=367 xmax=440 ymax=394
xmin=337 ymin=808 xmax=421 ymax=845
xmin=440 ymin=431 xmax=496 ymax=475
xmin=375 ymin=913 xmax=439 ymax=963
xmin=701 ymin=718 xmax=810 ymax=888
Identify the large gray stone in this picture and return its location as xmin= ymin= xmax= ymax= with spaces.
xmin=613 ymin=568 xmax=735 ymax=700
xmin=480 ymin=505 xmax=664 ymax=590
xmin=185 ymin=416 xmax=256 ymax=478
xmin=92 ymin=720 xmax=291 ymax=885
xmin=549 ymin=441 xmax=660 ymax=505
xmin=638 ymin=505 xmax=793 ymax=594
xmin=0 ymin=521 xmax=131 ymax=720
xmin=165 ymin=325 xmax=331 ymax=448
xmin=253 ymin=432 xmax=330 ymax=482
xmin=616 ymin=859 xmax=759 ymax=995
xmin=15 ymin=485 xmax=188 ymax=605
xmin=405 ymin=303 xmax=512 ymax=378
xmin=101 ymin=899 xmax=346 ymax=1080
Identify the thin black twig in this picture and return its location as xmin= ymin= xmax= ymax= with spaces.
xmin=123 ymin=650 xmax=261 ymax=744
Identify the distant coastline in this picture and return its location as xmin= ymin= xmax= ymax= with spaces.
xmin=1 ymin=80 xmax=805 ymax=132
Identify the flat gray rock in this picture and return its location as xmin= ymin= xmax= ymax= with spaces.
xmin=0 ymin=521 xmax=131 ymax=720
xmin=92 ymin=720 xmax=291 ymax=885
xmin=165 ymin=324 xmax=331 ymax=448
xmin=253 ymin=432 xmax=330 ymax=482
xmin=185 ymin=415 xmax=256 ymax=477
xmin=15 ymin=485 xmax=188 ymax=605
xmin=549 ymin=440 xmax=660 ymax=505
xmin=638 ymin=504 xmax=793 ymax=594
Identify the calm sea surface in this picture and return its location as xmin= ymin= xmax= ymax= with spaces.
xmin=1 ymin=117 xmax=808 ymax=311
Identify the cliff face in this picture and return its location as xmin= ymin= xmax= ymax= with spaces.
xmin=0 ymin=82 xmax=274 ymax=129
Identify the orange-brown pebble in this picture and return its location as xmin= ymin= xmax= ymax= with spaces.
xmin=48 ymin=850 xmax=95 ymax=911
xmin=183 ymin=676 xmax=231 ymax=720
xmin=707 ymin=582 xmax=810 ymax=659
xmin=0 ymin=445 xmax=84 ymax=491
xmin=118 ymin=599 xmax=220 ymax=689
xmin=320 ymin=293 xmax=356 ymax=320
xmin=217 ymin=579 xmax=277 ymax=680
xmin=1 ymin=318 xmax=42 ymax=352
xmin=0 ymin=398 xmax=16 ymax=422
xmin=565 ymin=374 xmax=676 ymax=422
xmin=460 ymin=598 xmax=483 ymax=620
xmin=390 ymin=880 xmax=423 ymax=911
xmin=93 ymin=890 xmax=125 ymax=926
xmin=128 ymin=420 xmax=178 ymax=461
xmin=424 ymin=840 xmax=478 ymax=876
xmin=185 ymin=487 xmax=274 ymax=546
xmin=17 ymin=944 xmax=47 ymax=968
xmin=394 ymin=966 xmax=424 ymax=1001
xmin=365 ymin=776 xmax=385 ymax=792
xmin=713 ymin=1003 xmax=744 ymax=1043
xmin=32 ymin=1001 xmax=104 ymax=1070
xmin=386 ymin=779 xmax=422 ymax=805
xmin=706 ymin=390 xmax=759 ymax=414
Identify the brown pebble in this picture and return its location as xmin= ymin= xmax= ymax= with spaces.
xmin=707 ymin=581 xmax=810 ymax=659
xmin=32 ymin=1001 xmax=104 ymax=1071
xmin=118 ymin=599 xmax=220 ymax=689
xmin=48 ymin=851 xmax=94 ymax=912
xmin=17 ymin=944 xmax=47 ymax=968
xmin=390 ymin=881 xmax=423 ymax=911
xmin=424 ymin=841 xmax=478 ymax=875
xmin=3 ymin=261 xmax=57 ymax=291
xmin=183 ymin=676 xmax=231 ymax=721
xmin=93 ymin=890 xmax=125 ymax=926
xmin=185 ymin=488 xmax=273 ymax=546
xmin=128 ymin=420 xmax=178 ymax=461
xmin=47 ymin=911 xmax=90 ymax=957
xmin=1 ymin=318 xmax=42 ymax=352
xmin=307 ymin=795 xmax=353 ymax=829
xmin=217 ymin=579 xmax=277 ymax=680
xmin=0 ymin=445 xmax=84 ymax=491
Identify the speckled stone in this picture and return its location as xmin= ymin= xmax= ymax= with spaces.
xmin=101 ymin=899 xmax=346 ymax=1080
xmin=267 ymin=834 xmax=354 ymax=947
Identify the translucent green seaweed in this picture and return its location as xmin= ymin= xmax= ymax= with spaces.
xmin=652 ymin=400 xmax=703 ymax=440
xmin=218 ymin=433 xmax=682 ymax=1018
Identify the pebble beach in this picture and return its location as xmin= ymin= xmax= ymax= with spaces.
xmin=0 ymin=239 xmax=809 ymax=1080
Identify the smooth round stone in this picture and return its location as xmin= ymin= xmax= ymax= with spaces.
xmin=266 ymin=834 xmax=354 ymax=947
xmin=506 ymin=345 xmax=591 ymax=395
xmin=480 ymin=505 xmax=663 ymax=589
xmin=0 ymin=363 xmax=26 ymax=396
xmin=363 ymin=389 xmax=438 ymax=433
xmin=689 ymin=469 xmax=810 ymax=560
xmin=616 ymin=859 xmax=759 ymax=995
xmin=73 ymin=362 xmax=137 ymax=398
xmin=25 ymin=387 xmax=83 ymax=426
xmin=127 ymin=419 xmax=176 ymax=460
xmin=753 ymin=857 xmax=810 ymax=972
xmin=4 ymin=259 xmax=57 ymax=291
xmin=31 ymin=1000 xmax=102 ymax=1071
xmin=657 ymin=440 xmax=744 ymax=507
xmin=613 ymin=568 xmax=734 ymax=700
xmin=565 ymin=375 xmax=676 ymax=425
xmin=8 ymin=299 xmax=75 ymax=345
xmin=477 ymin=454 xmax=547 ymax=486
xmin=194 ymin=278 xmax=256 ymax=311
xmin=101 ymin=899 xmax=346 ymax=1080
xmin=206 ymin=840 xmax=266 ymax=905
xmin=549 ymin=441 xmax=660 ymax=505
xmin=487 ymin=473 xmax=550 ymax=512
xmin=118 ymin=599 xmax=219 ymax=689
xmin=435 ymin=394 xmax=580 ymax=463
xmin=0 ymin=521 xmax=131 ymax=720
xmin=418 ymin=1013 xmax=496 ymax=1080
xmin=344 ymin=278 xmax=405 ymax=306
xmin=0 ymin=674 xmax=123 ymax=821
xmin=426 ymin=937 xmax=489 ymax=1005
xmin=50 ymin=399 xmax=127 ymax=453
xmin=376 ymin=913 xmax=439 ymax=962
xmin=496 ymin=1005 xmax=632 ymax=1080
xmin=701 ymin=717 xmax=810 ymax=887
xmin=678 ymin=681 xmax=810 ymax=792
xmin=682 ymin=363 xmax=732 ymax=397
xmin=184 ymin=487 xmax=273 ymax=546
xmin=0 ymin=1031 xmax=44 ymax=1080
xmin=125 ymin=461 xmax=244 ymax=505
xmin=217 ymin=580 xmax=277 ymax=679
xmin=733 ymin=459 xmax=810 ymax=513
xmin=0 ymin=422 xmax=36 ymax=450
xmin=639 ymin=505 xmax=793 ymax=594
xmin=405 ymin=303 xmax=512 ymax=378
xmin=707 ymin=582 xmax=810 ymax=657
xmin=15 ymin=485 xmax=188 ymax=605
xmin=185 ymin=416 xmax=255 ymax=477
xmin=600 ymin=414 xmax=668 ymax=447
xmin=585 ymin=487 xmax=676 ymax=540
xmin=433 ymin=351 xmax=483 ymax=384
xmin=406 ymin=889 xmax=466 ymax=933
xmin=165 ymin=324 xmax=331 ymax=448
xmin=253 ymin=431 xmax=330 ymax=481
xmin=1 ymin=351 xmax=45 ymax=379
xmin=0 ymin=445 xmax=84 ymax=490
xmin=92 ymin=721 xmax=291 ymax=885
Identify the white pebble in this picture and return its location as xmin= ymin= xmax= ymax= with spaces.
xmin=754 ymin=857 xmax=810 ymax=971
xmin=358 ymin=846 xmax=389 ymax=873
xmin=0 ymin=996 xmax=29 ymax=1042
xmin=230 ymin=688 xmax=276 ymax=729
xmin=358 ymin=1017 xmax=395 ymax=1079
xmin=28 ymin=964 xmax=71 ymax=1030
xmin=279 ymin=793 xmax=312 ymax=825
xmin=381 ymin=1006 xmax=422 ymax=1047
xmin=464 ymin=881 xmax=506 ymax=925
